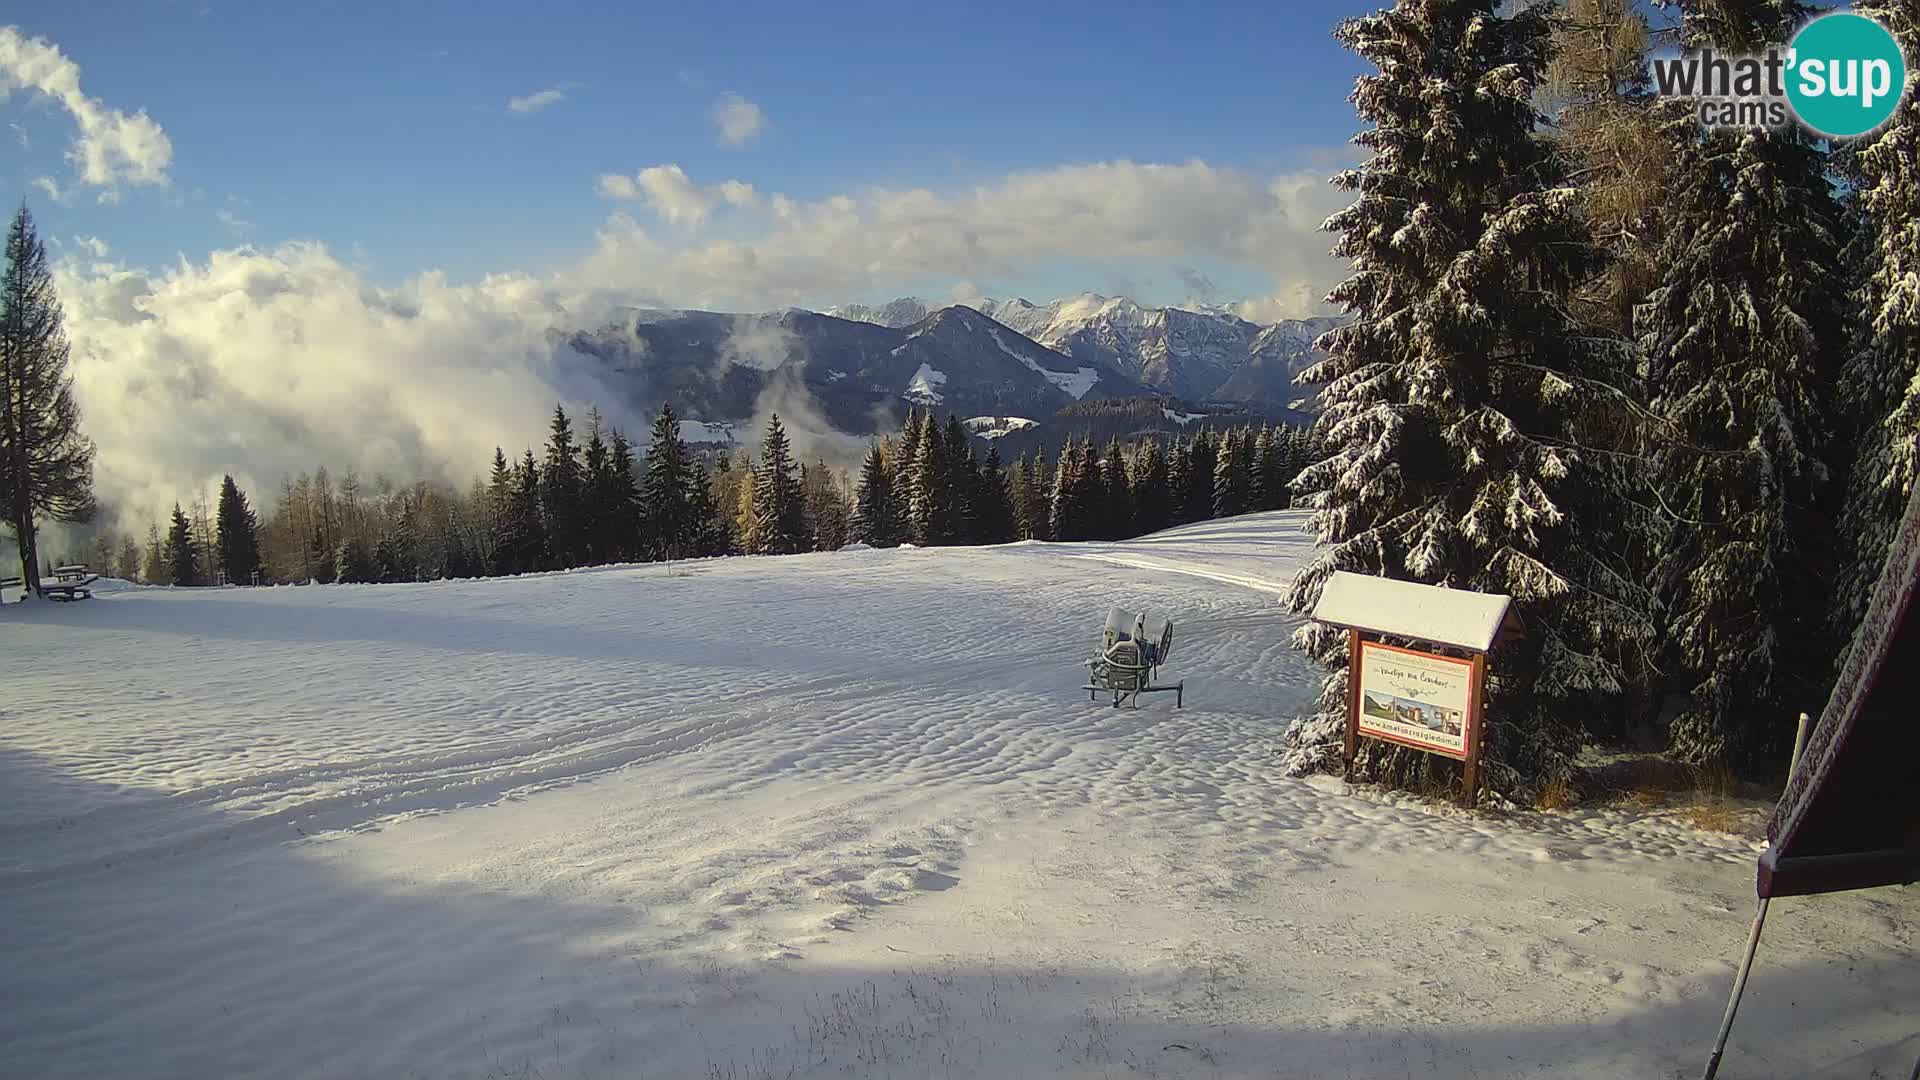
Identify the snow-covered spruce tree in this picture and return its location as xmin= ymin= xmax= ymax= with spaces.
xmin=1213 ymin=428 xmax=1248 ymax=519
xmin=1639 ymin=5 xmax=1847 ymax=769
xmin=1831 ymin=0 xmax=1920 ymax=646
xmin=1132 ymin=437 xmax=1172 ymax=535
xmin=1049 ymin=437 xmax=1085 ymax=541
xmin=750 ymin=413 xmax=808 ymax=555
xmin=1024 ymin=448 xmax=1054 ymax=541
xmin=1 ymin=205 xmax=95 ymax=595
xmin=1253 ymin=428 xmax=1283 ymax=511
xmin=1167 ymin=439 xmax=1193 ymax=525
xmin=1008 ymin=453 xmax=1036 ymax=540
xmin=905 ymin=414 xmax=947 ymax=545
xmin=854 ymin=443 xmax=902 ymax=547
xmin=1282 ymin=0 xmax=1651 ymax=799
xmin=942 ymin=415 xmax=978 ymax=544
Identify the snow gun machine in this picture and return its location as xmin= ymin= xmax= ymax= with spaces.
xmin=1083 ymin=607 xmax=1182 ymax=709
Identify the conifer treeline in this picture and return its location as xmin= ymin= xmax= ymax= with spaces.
xmin=85 ymin=404 xmax=1315 ymax=586
xmin=1279 ymin=0 xmax=1920 ymax=795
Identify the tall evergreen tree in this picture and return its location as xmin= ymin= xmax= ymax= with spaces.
xmin=907 ymin=414 xmax=951 ymax=545
xmin=643 ymin=403 xmax=699 ymax=561
xmin=1832 ymin=0 xmax=1920 ymax=646
xmin=512 ymin=449 xmax=546 ymax=572
xmin=1167 ymin=439 xmax=1194 ymax=525
xmin=215 ymin=474 xmax=261 ymax=585
xmin=977 ymin=445 xmax=1015 ymax=544
xmin=167 ymin=503 xmax=198 ymax=586
xmin=485 ymin=447 xmax=517 ymax=574
xmin=1132 ymin=437 xmax=1172 ymax=535
xmin=1 ymin=205 xmax=95 ymax=596
xmin=1281 ymin=0 xmax=1651 ymax=798
xmin=750 ymin=414 xmax=808 ymax=554
xmin=1253 ymin=428 xmax=1285 ymax=511
xmin=1008 ymin=453 xmax=1036 ymax=541
xmin=1023 ymin=448 xmax=1053 ymax=541
xmin=1049 ymin=438 xmax=1082 ymax=541
xmin=1185 ymin=431 xmax=1217 ymax=524
xmin=117 ymin=534 xmax=140 ymax=583
xmin=1213 ymin=428 xmax=1247 ymax=519
xmin=1639 ymin=5 xmax=1846 ymax=768
xmin=540 ymin=404 xmax=583 ymax=567
xmin=853 ymin=443 xmax=903 ymax=547
xmin=1100 ymin=439 xmax=1131 ymax=539
xmin=941 ymin=415 xmax=977 ymax=543
xmin=580 ymin=411 xmax=612 ymax=566
xmin=143 ymin=521 xmax=170 ymax=585
xmin=607 ymin=429 xmax=642 ymax=561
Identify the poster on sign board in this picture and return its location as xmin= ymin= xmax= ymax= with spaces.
xmin=1355 ymin=641 xmax=1474 ymax=760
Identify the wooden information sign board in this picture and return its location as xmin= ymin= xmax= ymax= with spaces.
xmin=1312 ymin=572 xmax=1518 ymax=803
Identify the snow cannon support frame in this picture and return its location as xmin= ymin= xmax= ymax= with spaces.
xmin=1083 ymin=608 xmax=1183 ymax=709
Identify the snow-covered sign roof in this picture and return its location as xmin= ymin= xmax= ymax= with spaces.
xmin=1309 ymin=571 xmax=1518 ymax=652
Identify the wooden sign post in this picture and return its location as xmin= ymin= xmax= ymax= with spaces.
xmin=1310 ymin=572 xmax=1521 ymax=805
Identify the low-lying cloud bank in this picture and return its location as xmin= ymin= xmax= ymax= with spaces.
xmin=56 ymin=157 xmax=1353 ymax=532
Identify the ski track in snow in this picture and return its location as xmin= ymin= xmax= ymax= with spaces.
xmin=2 ymin=510 xmax=1915 ymax=1079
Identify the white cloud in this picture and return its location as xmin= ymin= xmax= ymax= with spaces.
xmin=593 ymin=164 xmax=758 ymax=228
xmin=54 ymin=155 xmax=1352 ymax=531
xmin=73 ymin=234 xmax=109 ymax=257
xmin=32 ymin=175 xmax=70 ymax=204
xmin=710 ymin=92 xmax=767 ymax=147
xmin=8 ymin=120 xmax=24 ymax=149
xmin=575 ymin=158 xmax=1349 ymax=316
xmin=506 ymin=82 xmax=579 ymax=115
xmin=0 ymin=26 xmax=174 ymax=196
xmin=215 ymin=208 xmax=254 ymax=238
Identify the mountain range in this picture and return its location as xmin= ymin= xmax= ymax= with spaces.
xmin=829 ymin=294 xmax=1340 ymax=408
xmin=560 ymin=295 xmax=1337 ymax=451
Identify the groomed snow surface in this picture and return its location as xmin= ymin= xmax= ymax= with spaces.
xmin=2 ymin=511 xmax=1914 ymax=1079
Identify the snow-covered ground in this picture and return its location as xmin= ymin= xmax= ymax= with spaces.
xmin=2 ymin=511 xmax=1914 ymax=1079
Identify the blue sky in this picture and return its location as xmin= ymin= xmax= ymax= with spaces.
xmin=7 ymin=0 xmax=1378 ymax=308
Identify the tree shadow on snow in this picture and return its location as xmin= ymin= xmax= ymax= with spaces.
xmin=3 ymin=746 xmax=1915 ymax=1080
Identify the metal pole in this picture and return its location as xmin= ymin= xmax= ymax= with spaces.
xmin=1702 ymin=711 xmax=1815 ymax=1079
xmin=1702 ymin=897 xmax=1772 ymax=1080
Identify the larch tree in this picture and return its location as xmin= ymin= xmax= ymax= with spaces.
xmin=0 ymin=205 xmax=95 ymax=596
xmin=1281 ymin=0 xmax=1652 ymax=799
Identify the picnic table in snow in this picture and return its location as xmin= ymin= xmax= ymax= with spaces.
xmin=2 ymin=565 xmax=100 ymax=601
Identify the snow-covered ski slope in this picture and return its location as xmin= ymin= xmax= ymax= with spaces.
xmin=2 ymin=511 xmax=1914 ymax=1079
